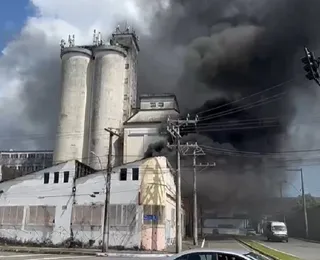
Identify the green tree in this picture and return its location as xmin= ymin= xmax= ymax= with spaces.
xmin=294 ymin=193 xmax=320 ymax=210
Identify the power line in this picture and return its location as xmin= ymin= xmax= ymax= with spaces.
xmin=196 ymin=76 xmax=301 ymax=116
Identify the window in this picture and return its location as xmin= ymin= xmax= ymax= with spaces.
xmin=19 ymin=154 xmax=27 ymax=159
xmin=72 ymin=205 xmax=103 ymax=226
xmin=176 ymin=253 xmax=217 ymax=260
xmin=1 ymin=154 xmax=9 ymax=159
xmin=44 ymin=172 xmax=50 ymax=184
xmin=109 ymin=204 xmax=136 ymax=226
xmin=45 ymin=154 xmax=53 ymax=159
xmin=150 ymin=102 xmax=156 ymax=108
xmin=36 ymin=154 xmax=44 ymax=159
xmin=27 ymin=206 xmax=55 ymax=226
xmin=28 ymin=154 xmax=36 ymax=158
xmin=217 ymin=253 xmax=243 ymax=260
xmin=120 ymin=168 xmax=127 ymax=181
xmin=158 ymin=102 xmax=164 ymax=108
xmin=54 ymin=172 xmax=59 ymax=183
xmin=27 ymin=166 xmax=33 ymax=172
xmin=11 ymin=154 xmax=18 ymax=159
xmin=125 ymin=63 xmax=129 ymax=69
xmin=0 ymin=206 xmax=24 ymax=226
xmin=64 ymin=171 xmax=70 ymax=183
xmin=132 ymin=168 xmax=139 ymax=180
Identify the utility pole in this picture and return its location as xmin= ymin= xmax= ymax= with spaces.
xmin=286 ymin=168 xmax=308 ymax=239
xmin=167 ymin=115 xmax=198 ymax=253
xmin=300 ymin=168 xmax=309 ymax=239
xmin=181 ymin=143 xmax=215 ymax=246
xmin=101 ymin=128 xmax=120 ymax=252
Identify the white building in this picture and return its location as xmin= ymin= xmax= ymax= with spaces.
xmin=0 ymin=156 xmax=185 ymax=250
xmin=123 ymin=94 xmax=180 ymax=164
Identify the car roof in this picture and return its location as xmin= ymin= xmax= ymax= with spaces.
xmin=168 ymin=248 xmax=250 ymax=257
xmin=270 ymin=221 xmax=286 ymax=225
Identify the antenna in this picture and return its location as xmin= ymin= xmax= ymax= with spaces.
xmin=93 ymin=29 xmax=97 ymax=45
xmin=98 ymin=32 xmax=102 ymax=45
xmin=68 ymin=35 xmax=72 ymax=47
xmin=72 ymin=35 xmax=75 ymax=46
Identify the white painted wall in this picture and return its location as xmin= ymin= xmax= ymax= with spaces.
xmin=0 ymin=161 xmax=76 ymax=244
xmin=123 ymin=126 xmax=166 ymax=164
xmin=89 ymin=46 xmax=127 ymax=170
xmin=53 ymin=48 xmax=92 ymax=164
xmin=74 ymin=160 xmax=142 ymax=247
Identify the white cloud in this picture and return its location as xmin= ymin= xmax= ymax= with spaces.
xmin=0 ymin=0 xmax=169 ymax=149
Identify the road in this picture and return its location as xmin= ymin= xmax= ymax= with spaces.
xmin=256 ymin=237 xmax=320 ymax=260
xmin=0 ymin=253 xmax=98 ymax=260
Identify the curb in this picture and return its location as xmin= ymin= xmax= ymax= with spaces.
xmin=234 ymin=238 xmax=277 ymax=260
xmin=96 ymin=252 xmax=173 ymax=257
xmin=0 ymin=247 xmax=96 ymax=256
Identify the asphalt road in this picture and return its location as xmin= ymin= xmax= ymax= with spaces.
xmin=0 ymin=252 xmax=97 ymax=260
xmin=257 ymin=237 xmax=320 ymax=260
xmin=206 ymin=236 xmax=248 ymax=251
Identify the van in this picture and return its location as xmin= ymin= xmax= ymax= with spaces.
xmin=263 ymin=221 xmax=288 ymax=242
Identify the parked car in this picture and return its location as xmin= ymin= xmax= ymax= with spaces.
xmin=166 ymin=248 xmax=268 ymax=260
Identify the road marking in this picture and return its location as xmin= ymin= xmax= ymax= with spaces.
xmin=0 ymin=254 xmax=49 ymax=258
xmin=254 ymin=240 xmax=299 ymax=258
xmin=27 ymin=256 xmax=90 ymax=260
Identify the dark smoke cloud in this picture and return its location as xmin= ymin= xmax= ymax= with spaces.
xmin=140 ymin=0 xmax=320 ymax=211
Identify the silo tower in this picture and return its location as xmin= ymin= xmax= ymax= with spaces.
xmin=53 ymin=35 xmax=93 ymax=164
xmin=89 ymin=26 xmax=140 ymax=169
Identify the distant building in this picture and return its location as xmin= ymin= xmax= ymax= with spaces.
xmin=0 ymin=150 xmax=53 ymax=173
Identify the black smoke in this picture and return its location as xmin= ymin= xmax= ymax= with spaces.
xmin=140 ymin=0 xmax=320 ymax=212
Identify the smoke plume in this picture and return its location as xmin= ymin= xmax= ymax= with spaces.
xmin=1 ymin=0 xmax=320 ymax=211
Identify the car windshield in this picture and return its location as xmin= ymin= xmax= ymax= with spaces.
xmin=272 ymin=225 xmax=286 ymax=231
xmin=244 ymin=252 xmax=269 ymax=260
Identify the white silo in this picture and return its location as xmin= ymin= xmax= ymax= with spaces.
xmin=53 ymin=46 xmax=93 ymax=164
xmin=89 ymin=45 xmax=127 ymax=169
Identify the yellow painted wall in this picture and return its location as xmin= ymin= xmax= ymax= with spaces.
xmin=140 ymin=157 xmax=166 ymax=206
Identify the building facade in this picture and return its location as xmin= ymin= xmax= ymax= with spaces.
xmin=0 ymin=150 xmax=53 ymax=173
xmin=0 ymin=156 xmax=185 ymax=250
xmin=123 ymin=94 xmax=180 ymax=164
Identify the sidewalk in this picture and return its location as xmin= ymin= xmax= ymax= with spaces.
xmin=0 ymin=240 xmax=203 ymax=257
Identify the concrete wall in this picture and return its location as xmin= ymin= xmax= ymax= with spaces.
xmin=123 ymin=125 xmax=166 ymax=164
xmin=89 ymin=46 xmax=127 ymax=170
xmin=0 ymin=161 xmax=75 ymax=244
xmin=54 ymin=48 xmax=92 ymax=164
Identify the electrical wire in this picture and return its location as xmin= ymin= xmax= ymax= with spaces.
xmin=196 ymin=75 xmax=302 ymax=116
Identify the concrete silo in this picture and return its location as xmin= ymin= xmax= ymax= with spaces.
xmin=89 ymin=45 xmax=127 ymax=169
xmin=53 ymin=45 xmax=93 ymax=164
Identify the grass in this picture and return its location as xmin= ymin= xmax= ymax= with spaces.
xmin=239 ymin=239 xmax=300 ymax=260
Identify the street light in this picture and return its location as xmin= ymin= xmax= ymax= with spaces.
xmin=286 ymin=168 xmax=308 ymax=239
xmin=90 ymin=151 xmax=103 ymax=170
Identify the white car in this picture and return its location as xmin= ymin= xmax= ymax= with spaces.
xmin=166 ymin=249 xmax=269 ymax=260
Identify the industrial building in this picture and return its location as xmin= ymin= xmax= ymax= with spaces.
xmin=0 ymin=150 xmax=53 ymax=173
xmin=0 ymin=156 xmax=185 ymax=250
xmin=54 ymin=26 xmax=140 ymax=169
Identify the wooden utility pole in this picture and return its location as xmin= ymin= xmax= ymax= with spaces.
xmin=101 ymin=128 xmax=119 ymax=252
xmin=167 ymin=115 xmax=198 ymax=253
xmin=182 ymin=143 xmax=215 ymax=246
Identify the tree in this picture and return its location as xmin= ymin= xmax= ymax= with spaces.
xmin=293 ymin=193 xmax=320 ymax=211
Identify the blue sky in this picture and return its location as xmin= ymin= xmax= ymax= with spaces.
xmin=0 ymin=0 xmax=34 ymax=50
